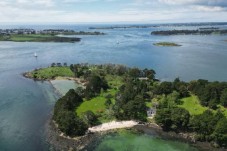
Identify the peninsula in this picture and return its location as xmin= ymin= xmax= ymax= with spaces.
xmin=151 ymin=29 xmax=227 ymax=35
xmin=25 ymin=63 xmax=227 ymax=150
xmin=0 ymin=29 xmax=105 ymax=42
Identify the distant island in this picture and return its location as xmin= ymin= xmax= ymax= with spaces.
xmin=89 ymin=25 xmax=159 ymax=30
xmin=154 ymin=42 xmax=181 ymax=47
xmin=151 ymin=29 xmax=227 ymax=35
xmin=23 ymin=63 xmax=227 ymax=150
xmin=0 ymin=29 xmax=105 ymax=42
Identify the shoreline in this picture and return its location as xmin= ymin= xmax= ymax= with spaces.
xmin=23 ymin=71 xmax=86 ymax=86
xmin=46 ymin=118 xmax=226 ymax=151
xmin=88 ymin=120 xmax=138 ymax=133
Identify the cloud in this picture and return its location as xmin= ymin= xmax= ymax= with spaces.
xmin=0 ymin=0 xmax=226 ymax=23
xmin=158 ymin=0 xmax=227 ymax=11
xmin=16 ymin=0 xmax=54 ymax=7
xmin=194 ymin=6 xmax=226 ymax=12
xmin=62 ymin=0 xmax=118 ymax=3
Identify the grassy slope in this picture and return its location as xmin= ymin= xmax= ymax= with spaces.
xmin=178 ymin=95 xmax=208 ymax=115
xmin=76 ymin=75 xmax=123 ymax=122
xmin=30 ymin=67 xmax=74 ymax=79
xmin=179 ymin=95 xmax=227 ymax=117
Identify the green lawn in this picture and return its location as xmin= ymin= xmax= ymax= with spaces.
xmin=76 ymin=89 xmax=116 ymax=115
xmin=178 ymin=95 xmax=208 ymax=115
xmin=179 ymin=95 xmax=227 ymax=117
xmin=30 ymin=66 xmax=74 ymax=79
xmin=76 ymin=74 xmax=123 ymax=122
xmin=105 ymin=74 xmax=123 ymax=88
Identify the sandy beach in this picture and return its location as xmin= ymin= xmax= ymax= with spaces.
xmin=88 ymin=121 xmax=138 ymax=133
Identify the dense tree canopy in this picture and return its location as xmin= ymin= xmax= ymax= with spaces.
xmin=53 ymin=89 xmax=87 ymax=137
xmin=220 ymin=88 xmax=227 ymax=107
xmin=155 ymin=107 xmax=190 ymax=131
xmin=213 ymin=118 xmax=227 ymax=147
xmin=82 ymin=110 xmax=98 ymax=127
xmin=84 ymin=75 xmax=109 ymax=99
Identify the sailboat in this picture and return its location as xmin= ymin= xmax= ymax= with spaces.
xmin=34 ymin=52 xmax=37 ymax=57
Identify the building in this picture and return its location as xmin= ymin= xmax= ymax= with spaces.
xmin=147 ymin=108 xmax=156 ymax=118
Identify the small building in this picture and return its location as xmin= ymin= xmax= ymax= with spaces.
xmin=147 ymin=108 xmax=156 ymax=118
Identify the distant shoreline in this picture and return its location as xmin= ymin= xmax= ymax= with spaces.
xmin=151 ymin=29 xmax=227 ymax=36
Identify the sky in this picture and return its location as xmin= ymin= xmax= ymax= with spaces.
xmin=0 ymin=0 xmax=227 ymax=23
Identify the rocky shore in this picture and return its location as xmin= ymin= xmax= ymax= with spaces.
xmin=134 ymin=124 xmax=227 ymax=151
xmin=46 ymin=118 xmax=227 ymax=151
xmin=46 ymin=120 xmax=100 ymax=151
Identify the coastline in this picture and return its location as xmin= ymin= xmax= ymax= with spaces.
xmin=88 ymin=121 xmax=138 ymax=133
xmin=46 ymin=118 xmax=226 ymax=151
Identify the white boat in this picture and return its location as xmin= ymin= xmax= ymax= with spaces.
xmin=34 ymin=52 xmax=37 ymax=57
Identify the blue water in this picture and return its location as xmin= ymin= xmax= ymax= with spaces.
xmin=0 ymin=23 xmax=227 ymax=150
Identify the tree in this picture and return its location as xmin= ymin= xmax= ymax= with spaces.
xmin=63 ymin=62 xmax=67 ymax=67
xmin=220 ymin=88 xmax=227 ymax=107
xmin=190 ymin=110 xmax=216 ymax=141
xmin=56 ymin=111 xmax=88 ymax=136
xmin=105 ymin=98 xmax=112 ymax=108
xmin=128 ymin=68 xmax=141 ymax=78
xmin=155 ymin=108 xmax=172 ymax=131
xmin=85 ymin=75 xmax=109 ymax=99
xmin=208 ymin=99 xmax=218 ymax=110
xmin=53 ymin=89 xmax=87 ymax=137
xmin=123 ymin=95 xmax=147 ymax=121
xmin=188 ymin=79 xmax=208 ymax=96
xmin=143 ymin=68 xmax=156 ymax=80
xmin=155 ymin=82 xmax=173 ymax=95
xmin=178 ymin=85 xmax=189 ymax=98
xmin=170 ymin=108 xmax=190 ymax=131
xmin=82 ymin=110 xmax=98 ymax=127
xmin=61 ymin=89 xmax=83 ymax=110
xmin=213 ymin=118 xmax=227 ymax=147
xmin=51 ymin=63 xmax=56 ymax=67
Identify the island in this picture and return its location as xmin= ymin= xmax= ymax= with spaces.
xmin=151 ymin=29 xmax=227 ymax=35
xmin=0 ymin=34 xmax=81 ymax=42
xmin=24 ymin=63 xmax=227 ymax=150
xmin=154 ymin=42 xmax=181 ymax=47
xmin=0 ymin=29 xmax=105 ymax=42
xmin=89 ymin=25 xmax=159 ymax=30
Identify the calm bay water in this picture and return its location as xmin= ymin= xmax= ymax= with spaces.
xmin=93 ymin=130 xmax=198 ymax=151
xmin=0 ymin=23 xmax=227 ymax=150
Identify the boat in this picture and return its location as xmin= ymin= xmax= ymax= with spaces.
xmin=34 ymin=52 xmax=37 ymax=57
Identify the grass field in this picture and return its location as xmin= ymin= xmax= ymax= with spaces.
xmin=105 ymin=74 xmax=123 ymax=88
xmin=179 ymin=95 xmax=227 ymax=117
xmin=76 ymin=74 xmax=123 ymax=122
xmin=30 ymin=67 xmax=74 ymax=79
xmin=178 ymin=95 xmax=208 ymax=115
